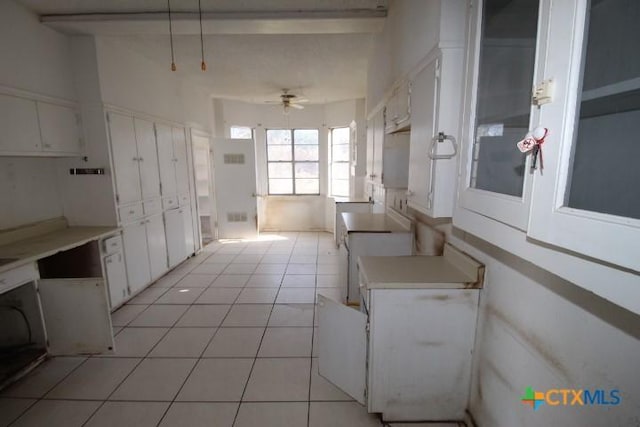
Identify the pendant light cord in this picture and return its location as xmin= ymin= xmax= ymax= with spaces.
xmin=199 ymin=0 xmax=206 ymax=70
xmin=168 ymin=0 xmax=176 ymax=71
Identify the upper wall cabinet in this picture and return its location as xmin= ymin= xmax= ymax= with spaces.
xmin=385 ymin=80 xmax=411 ymax=134
xmin=407 ymin=48 xmax=465 ymax=218
xmin=0 ymin=92 xmax=83 ymax=157
xmin=156 ymin=124 xmax=190 ymax=199
xmin=366 ymin=108 xmax=410 ymax=189
xmin=528 ymin=0 xmax=640 ymax=272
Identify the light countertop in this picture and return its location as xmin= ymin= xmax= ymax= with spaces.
xmin=342 ymin=212 xmax=410 ymax=233
xmin=0 ymin=226 xmax=120 ymax=274
xmin=333 ymin=197 xmax=371 ymax=204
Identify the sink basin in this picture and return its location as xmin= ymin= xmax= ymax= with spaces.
xmin=0 ymin=258 xmax=18 ymax=267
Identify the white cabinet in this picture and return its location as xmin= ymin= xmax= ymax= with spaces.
xmin=156 ymin=124 xmax=189 ymax=198
xmin=135 ymin=118 xmax=161 ymax=200
xmin=384 ymin=80 xmax=411 ymax=133
xmin=173 ymin=127 xmax=190 ymax=196
xmin=334 ymin=200 xmax=372 ymax=247
xmin=182 ymin=205 xmax=195 ymax=256
xmin=366 ymin=109 xmax=410 ymax=189
xmin=146 ymin=214 xmax=168 ymax=281
xmin=407 ymin=49 xmax=464 ymax=218
xmin=102 ymin=234 xmax=128 ymax=310
xmin=121 ymin=221 xmax=152 ymax=295
xmin=0 ymin=93 xmax=83 ymax=156
xmin=109 ymin=113 xmax=142 ymax=205
xmin=164 ymin=208 xmax=187 ymax=269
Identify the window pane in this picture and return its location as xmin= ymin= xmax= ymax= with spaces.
xmin=230 ymin=126 xmax=252 ymax=139
xmin=268 ymin=145 xmax=292 ymax=161
xmin=268 ymin=162 xmax=293 ymax=178
xmin=269 ymin=179 xmax=293 ymax=195
xmin=294 ymin=145 xmax=319 ymax=161
xmin=296 ymin=179 xmax=319 ymax=194
xmin=267 ymin=129 xmax=292 ymax=145
xmin=567 ymin=0 xmax=640 ymax=219
xmin=295 ymin=162 xmax=319 ymax=178
xmin=332 ymin=143 xmax=350 ymax=162
xmin=469 ymin=0 xmax=539 ymax=197
xmin=332 ymin=179 xmax=349 ymax=197
xmin=331 ymin=163 xmax=350 ymax=180
xmin=332 ymin=127 xmax=350 ymax=145
xmin=294 ymin=129 xmax=318 ymax=145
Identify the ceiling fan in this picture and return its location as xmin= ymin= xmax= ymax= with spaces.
xmin=265 ymin=89 xmax=308 ymax=114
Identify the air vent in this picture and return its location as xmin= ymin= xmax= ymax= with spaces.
xmin=224 ymin=154 xmax=245 ymax=164
xmin=227 ymin=212 xmax=248 ymax=222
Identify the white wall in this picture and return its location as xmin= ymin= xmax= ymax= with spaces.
xmin=212 ymin=98 xmax=364 ymax=231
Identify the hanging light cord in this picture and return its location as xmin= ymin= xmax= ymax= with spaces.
xmin=199 ymin=0 xmax=206 ymax=71
xmin=168 ymin=0 xmax=176 ymax=71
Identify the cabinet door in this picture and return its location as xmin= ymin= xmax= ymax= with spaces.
xmin=38 ymin=278 xmax=114 ymax=355
xmin=146 ymin=214 xmax=169 ymax=279
xmin=396 ymin=80 xmax=411 ymax=125
xmin=381 ymin=132 xmax=410 ymax=188
xmin=108 ymin=113 xmax=142 ymax=205
xmin=104 ymin=252 xmax=128 ymax=310
xmin=164 ymin=208 xmax=186 ymax=268
xmin=0 ymin=94 xmax=41 ymax=153
xmin=408 ymin=59 xmax=439 ymax=213
xmin=122 ymin=221 xmax=151 ymax=294
xmin=156 ymin=123 xmax=177 ymax=197
xmin=317 ymin=294 xmax=367 ymax=405
xmin=38 ymin=102 xmax=82 ymax=154
xmin=372 ymin=109 xmax=385 ymax=184
xmin=181 ymin=205 xmax=195 ymax=257
xmin=134 ymin=118 xmax=161 ymax=200
xmin=173 ymin=127 xmax=190 ymax=195
xmin=365 ymin=118 xmax=375 ymax=181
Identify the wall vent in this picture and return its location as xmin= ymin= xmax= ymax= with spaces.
xmin=224 ymin=153 xmax=245 ymax=164
xmin=227 ymin=212 xmax=248 ymax=222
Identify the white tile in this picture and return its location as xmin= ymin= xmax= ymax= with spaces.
xmin=0 ymin=357 xmax=85 ymax=398
xmin=387 ymin=424 xmax=461 ymax=427
xmin=316 ymin=274 xmax=342 ymax=288
xmin=293 ymin=247 xmax=318 ymax=255
xmin=191 ymin=263 xmax=228 ymax=275
xmin=159 ymin=402 xmax=238 ymax=427
xmin=232 ymin=254 xmax=263 ymax=264
xmin=260 ymin=254 xmax=291 ymax=264
xmin=282 ymin=274 xmax=316 ymax=288
xmin=174 ymin=274 xmax=216 ymax=287
xmin=312 ymin=327 xmax=318 ymax=356
xmin=316 ymin=288 xmax=342 ymax=303
xmin=149 ymin=275 xmax=182 ymax=288
xmin=148 ymin=328 xmax=216 ymax=357
xmin=318 ymin=255 xmax=342 ymax=264
xmin=84 ymin=401 xmax=169 ymax=427
xmin=234 ymin=402 xmax=308 ymax=427
xmin=268 ymin=304 xmax=315 ymax=327
xmin=11 ymin=400 xmax=100 ymax=427
xmin=111 ymin=304 xmax=148 ymax=326
xmin=276 ymin=288 xmax=316 ymax=304
xmin=309 ymin=402 xmax=382 ymax=427
xmin=46 ymin=358 xmax=139 ymax=400
xmin=236 ymin=288 xmax=279 ymax=304
xmin=203 ymin=328 xmax=264 ymax=358
xmin=317 ymin=264 xmax=342 ymax=275
xmin=175 ymin=305 xmax=230 ymax=327
xmin=258 ymin=328 xmax=313 ymax=357
xmin=241 ymin=246 xmax=269 ymax=255
xmin=245 ymin=274 xmax=283 ymax=287
xmin=289 ymin=254 xmax=317 ymax=264
xmin=176 ymin=359 xmax=253 ymax=402
xmin=0 ymin=398 xmax=35 ymax=426
xmin=128 ymin=305 xmax=189 ymax=327
xmin=196 ymin=287 xmax=241 ymax=304
xmin=216 ymin=245 xmax=245 ymax=254
xmin=243 ymin=358 xmax=310 ymax=401
xmin=155 ymin=287 xmax=204 ymax=304
xmin=205 ymin=253 xmax=236 ymax=263
xmin=110 ymin=358 xmax=196 ymax=401
xmin=266 ymin=247 xmax=294 ymax=255
xmin=210 ymin=274 xmax=251 ymax=288
xmin=108 ymin=327 xmax=168 ymax=358
xmin=223 ymin=305 xmax=273 ymax=327
xmin=254 ymin=263 xmax=288 ymax=275
xmin=286 ymin=263 xmax=317 ymax=274
xmin=310 ymin=358 xmax=353 ymax=401
xmin=127 ymin=287 xmax=168 ymax=304
xmin=223 ymin=263 xmax=258 ymax=274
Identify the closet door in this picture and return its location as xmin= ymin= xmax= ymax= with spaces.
xmin=134 ymin=118 xmax=161 ymax=200
xmin=156 ymin=123 xmax=177 ymax=197
xmin=108 ymin=113 xmax=142 ymax=205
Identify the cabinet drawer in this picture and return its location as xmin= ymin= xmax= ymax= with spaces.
xmin=162 ymin=196 xmax=179 ymax=210
xmin=0 ymin=263 xmax=39 ymax=294
xmin=144 ymin=199 xmax=162 ymax=215
xmin=118 ymin=203 xmax=144 ymax=223
xmin=179 ymin=194 xmax=190 ymax=206
xmin=102 ymin=235 xmax=123 ymax=255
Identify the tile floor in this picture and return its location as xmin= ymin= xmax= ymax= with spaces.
xmin=0 ymin=232 xmax=462 ymax=427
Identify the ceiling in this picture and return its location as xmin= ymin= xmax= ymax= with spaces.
xmin=18 ymin=0 xmax=387 ymax=104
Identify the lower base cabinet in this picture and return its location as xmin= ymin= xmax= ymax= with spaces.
xmin=165 ymin=208 xmax=187 ymax=269
xmin=122 ymin=215 xmax=168 ymax=297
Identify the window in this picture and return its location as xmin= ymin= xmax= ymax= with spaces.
xmin=266 ymin=129 xmax=319 ymax=195
xmin=330 ymin=127 xmax=351 ymax=197
xmin=230 ymin=126 xmax=253 ymax=139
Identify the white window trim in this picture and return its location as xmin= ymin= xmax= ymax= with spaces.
xmin=329 ymin=127 xmax=351 ymax=198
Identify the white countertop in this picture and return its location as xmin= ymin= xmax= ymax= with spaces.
xmin=333 ymin=197 xmax=371 ymax=204
xmin=0 ymin=226 xmax=120 ymax=274
xmin=342 ymin=212 xmax=410 ymax=233
xmin=358 ymin=244 xmax=485 ymax=290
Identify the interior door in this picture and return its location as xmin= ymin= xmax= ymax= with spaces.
xmin=213 ymin=137 xmax=258 ymax=239
xmin=317 ymin=293 xmax=367 ymax=405
xmin=156 ymin=123 xmax=177 ymax=197
xmin=108 ymin=113 xmax=142 ymax=204
xmin=38 ymin=278 xmax=114 ymax=355
xmin=134 ymin=118 xmax=161 ymax=200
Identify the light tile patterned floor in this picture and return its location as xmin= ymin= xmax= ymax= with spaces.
xmin=0 ymin=232 xmax=462 ymax=427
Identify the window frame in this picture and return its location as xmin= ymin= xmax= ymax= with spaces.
xmin=329 ymin=126 xmax=351 ymax=198
xmin=230 ymin=126 xmax=253 ymax=139
xmin=266 ymin=128 xmax=320 ymax=196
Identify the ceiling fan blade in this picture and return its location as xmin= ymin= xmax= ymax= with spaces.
xmin=264 ymin=101 xmax=282 ymax=104
xmin=290 ymin=104 xmax=305 ymax=110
